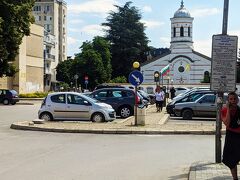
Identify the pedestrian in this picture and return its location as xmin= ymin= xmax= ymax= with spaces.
xmin=170 ymin=87 xmax=176 ymax=99
xmin=155 ymin=86 xmax=165 ymax=112
xmin=221 ymin=91 xmax=240 ymax=180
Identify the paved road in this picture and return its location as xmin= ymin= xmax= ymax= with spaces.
xmin=0 ymin=104 xmax=216 ymax=180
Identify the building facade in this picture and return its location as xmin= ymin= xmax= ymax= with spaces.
xmin=0 ymin=24 xmax=44 ymax=93
xmin=33 ymin=0 xmax=67 ymax=90
xmin=141 ymin=1 xmax=211 ymax=85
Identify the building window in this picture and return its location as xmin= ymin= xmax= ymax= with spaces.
xmin=180 ymin=26 xmax=184 ymax=37
xmin=33 ymin=6 xmax=41 ymax=11
xmin=178 ymin=66 xmax=185 ymax=73
xmin=203 ymin=71 xmax=210 ymax=83
xmin=39 ymin=16 xmax=41 ymax=21
xmin=50 ymin=17 xmax=52 ymax=21
xmin=44 ymin=16 xmax=46 ymax=21
xmin=173 ymin=27 xmax=176 ymax=37
xmin=188 ymin=27 xmax=191 ymax=37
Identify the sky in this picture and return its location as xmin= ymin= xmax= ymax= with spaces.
xmin=66 ymin=0 xmax=240 ymax=58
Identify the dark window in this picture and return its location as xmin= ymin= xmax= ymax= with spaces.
xmin=180 ymin=27 xmax=184 ymax=37
xmin=200 ymin=95 xmax=216 ymax=104
xmin=51 ymin=94 xmax=66 ymax=104
xmin=173 ymin=27 xmax=176 ymax=37
xmin=188 ymin=27 xmax=191 ymax=37
xmin=95 ymin=91 xmax=107 ymax=98
xmin=67 ymin=94 xmax=85 ymax=105
xmin=178 ymin=66 xmax=185 ymax=73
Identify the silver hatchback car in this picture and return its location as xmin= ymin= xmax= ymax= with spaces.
xmin=38 ymin=92 xmax=116 ymax=122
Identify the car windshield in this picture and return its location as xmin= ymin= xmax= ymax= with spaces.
xmin=10 ymin=90 xmax=18 ymax=95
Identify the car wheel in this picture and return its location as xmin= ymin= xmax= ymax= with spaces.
xmin=11 ymin=102 xmax=16 ymax=105
xmin=3 ymin=99 xmax=9 ymax=105
xmin=91 ymin=113 xmax=105 ymax=123
xmin=119 ymin=106 xmax=132 ymax=118
xmin=39 ymin=112 xmax=53 ymax=121
xmin=182 ymin=109 xmax=193 ymax=120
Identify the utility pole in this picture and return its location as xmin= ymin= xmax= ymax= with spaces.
xmin=215 ymin=0 xmax=229 ymax=163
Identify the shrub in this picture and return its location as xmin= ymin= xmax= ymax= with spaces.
xmin=19 ymin=92 xmax=49 ymax=98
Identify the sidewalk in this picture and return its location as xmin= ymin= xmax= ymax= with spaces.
xmin=11 ymin=104 xmax=238 ymax=180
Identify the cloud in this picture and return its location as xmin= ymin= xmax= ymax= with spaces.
xmin=141 ymin=20 xmax=165 ymax=28
xmin=142 ymin=6 xmax=152 ymax=13
xmin=68 ymin=36 xmax=80 ymax=45
xmin=159 ymin=37 xmax=170 ymax=47
xmin=68 ymin=0 xmax=118 ymax=15
xmin=68 ymin=28 xmax=81 ymax=33
xmin=69 ymin=19 xmax=84 ymax=24
xmin=191 ymin=8 xmax=221 ymax=18
xmin=194 ymin=39 xmax=212 ymax=56
xmin=81 ymin=24 xmax=105 ymax=36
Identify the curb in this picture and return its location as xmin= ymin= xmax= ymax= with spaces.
xmin=10 ymin=122 xmax=224 ymax=135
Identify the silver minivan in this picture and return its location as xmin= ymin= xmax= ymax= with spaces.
xmin=38 ymin=92 xmax=116 ymax=122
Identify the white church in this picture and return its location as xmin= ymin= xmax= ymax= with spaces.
xmin=141 ymin=1 xmax=211 ymax=85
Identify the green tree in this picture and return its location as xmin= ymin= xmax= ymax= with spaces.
xmin=56 ymin=59 xmax=74 ymax=84
xmin=56 ymin=37 xmax=112 ymax=89
xmin=0 ymin=0 xmax=35 ymax=77
xmin=102 ymin=1 xmax=149 ymax=79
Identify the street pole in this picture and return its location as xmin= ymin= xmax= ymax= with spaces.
xmin=75 ymin=78 xmax=77 ymax=92
xmin=215 ymin=0 xmax=229 ymax=163
xmin=134 ymin=86 xmax=137 ymax=126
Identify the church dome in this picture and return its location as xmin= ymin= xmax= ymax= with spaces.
xmin=174 ymin=1 xmax=191 ymax=18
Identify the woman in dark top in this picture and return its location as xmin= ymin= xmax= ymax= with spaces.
xmin=221 ymin=92 xmax=240 ymax=180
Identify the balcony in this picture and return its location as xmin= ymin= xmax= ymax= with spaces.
xmin=45 ymin=53 xmax=55 ymax=62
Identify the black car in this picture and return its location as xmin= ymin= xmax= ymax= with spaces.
xmin=90 ymin=88 xmax=143 ymax=118
xmin=166 ymin=90 xmax=215 ymax=116
xmin=0 ymin=89 xmax=19 ymax=105
xmin=94 ymin=84 xmax=125 ymax=90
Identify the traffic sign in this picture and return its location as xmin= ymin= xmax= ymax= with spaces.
xmin=74 ymin=74 xmax=79 ymax=79
xmin=85 ymin=80 xmax=88 ymax=84
xmin=210 ymin=35 xmax=238 ymax=92
xmin=128 ymin=70 xmax=144 ymax=86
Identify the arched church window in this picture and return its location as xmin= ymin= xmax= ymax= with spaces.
xmin=173 ymin=27 xmax=176 ymax=37
xmin=188 ymin=27 xmax=190 ymax=37
xmin=203 ymin=71 xmax=210 ymax=83
xmin=180 ymin=26 xmax=184 ymax=37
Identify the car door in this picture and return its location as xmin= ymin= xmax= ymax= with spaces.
xmin=107 ymin=89 xmax=126 ymax=110
xmin=66 ymin=94 xmax=91 ymax=119
xmin=50 ymin=94 xmax=68 ymax=118
xmin=195 ymin=95 xmax=216 ymax=117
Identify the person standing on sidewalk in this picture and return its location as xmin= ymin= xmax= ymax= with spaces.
xmin=155 ymin=86 xmax=165 ymax=112
xmin=221 ymin=92 xmax=240 ymax=180
xmin=170 ymin=87 xmax=176 ymax=99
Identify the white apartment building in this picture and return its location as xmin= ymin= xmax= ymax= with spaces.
xmin=32 ymin=0 xmax=67 ymax=91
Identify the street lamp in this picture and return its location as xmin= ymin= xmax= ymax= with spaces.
xmin=132 ymin=61 xmax=140 ymax=126
xmin=133 ymin=61 xmax=140 ymax=69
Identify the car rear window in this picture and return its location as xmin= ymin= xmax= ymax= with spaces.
xmin=50 ymin=94 xmax=66 ymax=104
